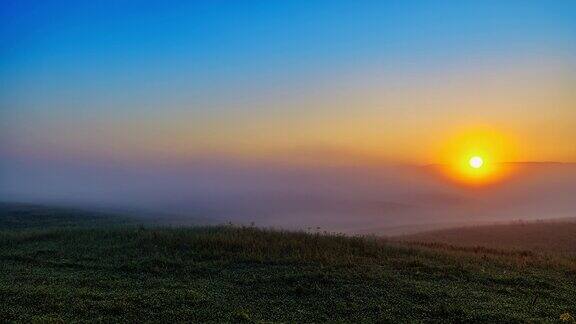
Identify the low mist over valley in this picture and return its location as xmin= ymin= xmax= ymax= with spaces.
xmin=2 ymin=156 xmax=574 ymax=234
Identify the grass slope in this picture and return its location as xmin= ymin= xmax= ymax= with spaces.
xmin=0 ymin=203 xmax=575 ymax=322
xmin=1 ymin=222 xmax=575 ymax=322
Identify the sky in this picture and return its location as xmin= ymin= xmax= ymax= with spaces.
xmin=1 ymin=0 xmax=576 ymax=165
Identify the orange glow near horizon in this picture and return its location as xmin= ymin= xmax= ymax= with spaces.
xmin=437 ymin=127 xmax=518 ymax=186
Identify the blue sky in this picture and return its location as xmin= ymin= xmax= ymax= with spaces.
xmin=1 ymin=0 xmax=575 ymax=163
xmin=3 ymin=1 xmax=575 ymax=75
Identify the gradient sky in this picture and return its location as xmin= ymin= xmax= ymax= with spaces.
xmin=2 ymin=0 xmax=575 ymax=165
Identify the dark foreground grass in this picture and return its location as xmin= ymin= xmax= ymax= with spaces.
xmin=1 ymin=225 xmax=575 ymax=323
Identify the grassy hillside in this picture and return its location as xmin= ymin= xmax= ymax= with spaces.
xmin=0 ymin=204 xmax=575 ymax=322
xmin=401 ymin=220 xmax=576 ymax=256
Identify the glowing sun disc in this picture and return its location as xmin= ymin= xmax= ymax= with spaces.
xmin=469 ymin=156 xmax=483 ymax=169
xmin=436 ymin=127 xmax=519 ymax=186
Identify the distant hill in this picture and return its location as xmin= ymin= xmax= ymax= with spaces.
xmin=0 ymin=202 xmax=134 ymax=230
xmin=399 ymin=219 xmax=576 ymax=256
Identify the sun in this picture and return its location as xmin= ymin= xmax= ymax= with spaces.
xmin=469 ymin=156 xmax=483 ymax=169
xmin=435 ymin=127 xmax=518 ymax=186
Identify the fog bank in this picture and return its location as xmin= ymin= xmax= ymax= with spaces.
xmin=1 ymin=156 xmax=575 ymax=235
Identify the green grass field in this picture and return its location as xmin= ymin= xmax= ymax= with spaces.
xmin=0 ymin=203 xmax=575 ymax=322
